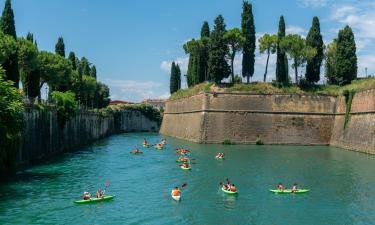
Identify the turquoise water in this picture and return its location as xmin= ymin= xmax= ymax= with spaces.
xmin=1 ymin=133 xmax=375 ymax=225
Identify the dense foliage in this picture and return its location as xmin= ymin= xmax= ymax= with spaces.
xmin=224 ymin=28 xmax=244 ymax=82
xmin=170 ymin=61 xmax=181 ymax=94
xmin=241 ymin=1 xmax=256 ymax=83
xmin=51 ymin=91 xmax=78 ymax=128
xmin=0 ymin=70 xmax=24 ymax=175
xmin=305 ymin=17 xmax=324 ymax=83
xmin=55 ymin=37 xmax=65 ymax=57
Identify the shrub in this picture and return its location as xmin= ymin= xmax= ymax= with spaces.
xmin=222 ymin=139 xmax=235 ymax=145
xmin=255 ymin=137 xmax=264 ymax=145
xmin=51 ymin=91 xmax=79 ymax=128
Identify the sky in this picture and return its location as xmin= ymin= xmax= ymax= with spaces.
xmin=7 ymin=0 xmax=375 ymax=102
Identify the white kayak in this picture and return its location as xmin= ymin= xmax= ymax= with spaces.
xmin=171 ymin=192 xmax=181 ymax=201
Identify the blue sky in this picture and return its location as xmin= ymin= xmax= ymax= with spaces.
xmin=8 ymin=0 xmax=375 ymax=102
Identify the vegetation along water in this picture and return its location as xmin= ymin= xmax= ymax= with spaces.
xmin=1 ymin=133 xmax=375 ymax=225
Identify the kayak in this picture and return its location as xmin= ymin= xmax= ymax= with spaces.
xmin=221 ymin=187 xmax=238 ymax=195
xmin=215 ymin=157 xmax=225 ymax=160
xmin=143 ymin=144 xmax=150 ymax=148
xmin=131 ymin=151 xmax=143 ymax=154
xmin=180 ymin=166 xmax=191 ymax=170
xmin=176 ymin=159 xmax=188 ymax=163
xmin=171 ymin=192 xmax=181 ymax=201
xmin=74 ymin=195 xmax=115 ymax=204
xmin=269 ymin=189 xmax=310 ymax=194
xmin=154 ymin=146 xmax=163 ymax=150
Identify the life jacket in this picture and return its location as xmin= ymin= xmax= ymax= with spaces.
xmin=230 ymin=186 xmax=236 ymax=192
xmin=172 ymin=189 xmax=181 ymax=196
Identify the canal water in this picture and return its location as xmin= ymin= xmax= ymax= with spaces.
xmin=1 ymin=133 xmax=375 ymax=225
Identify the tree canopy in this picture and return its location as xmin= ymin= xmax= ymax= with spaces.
xmin=258 ymin=33 xmax=277 ymax=82
xmin=305 ymin=17 xmax=324 ymax=83
xmin=241 ymin=1 xmax=256 ymax=83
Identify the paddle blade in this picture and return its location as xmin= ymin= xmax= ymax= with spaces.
xmin=181 ymin=183 xmax=187 ymax=188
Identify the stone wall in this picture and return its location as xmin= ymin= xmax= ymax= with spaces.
xmin=18 ymin=109 xmax=159 ymax=167
xmin=330 ymin=90 xmax=375 ymax=154
xmin=160 ymin=93 xmax=337 ymax=145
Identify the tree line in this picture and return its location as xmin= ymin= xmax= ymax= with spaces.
xmin=0 ymin=0 xmax=110 ymax=109
xmin=170 ymin=1 xmax=357 ymax=93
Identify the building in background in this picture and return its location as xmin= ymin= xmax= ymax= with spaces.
xmin=109 ymin=100 xmax=134 ymax=105
xmin=142 ymin=99 xmax=166 ymax=110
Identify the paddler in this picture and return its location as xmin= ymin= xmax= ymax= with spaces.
xmin=143 ymin=138 xmax=148 ymax=146
xmin=230 ymin=184 xmax=237 ymax=192
xmin=171 ymin=187 xmax=181 ymax=196
xmin=83 ymin=191 xmax=91 ymax=200
xmin=276 ymin=183 xmax=285 ymax=191
xmin=291 ymin=183 xmax=298 ymax=193
xmin=182 ymin=162 xmax=190 ymax=168
xmin=96 ymin=189 xmax=103 ymax=198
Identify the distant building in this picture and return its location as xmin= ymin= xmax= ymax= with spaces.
xmin=109 ymin=100 xmax=134 ymax=105
xmin=143 ymin=99 xmax=166 ymax=110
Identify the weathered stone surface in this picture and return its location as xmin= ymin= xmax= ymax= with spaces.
xmin=18 ymin=109 xmax=159 ymax=167
xmin=161 ymin=91 xmax=375 ymax=154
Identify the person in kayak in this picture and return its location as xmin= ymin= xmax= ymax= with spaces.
xmin=230 ymin=184 xmax=237 ymax=192
xmin=96 ymin=189 xmax=104 ymax=198
xmin=171 ymin=187 xmax=181 ymax=196
xmin=143 ymin=138 xmax=148 ymax=146
xmin=83 ymin=191 xmax=91 ymax=200
xmin=276 ymin=183 xmax=285 ymax=190
xmin=181 ymin=162 xmax=190 ymax=168
xmin=291 ymin=183 xmax=298 ymax=193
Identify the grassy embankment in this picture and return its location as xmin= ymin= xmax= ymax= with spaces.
xmin=169 ymin=78 xmax=375 ymax=100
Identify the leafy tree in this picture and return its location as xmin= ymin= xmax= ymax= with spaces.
xmin=170 ymin=61 xmax=178 ymax=94
xmin=0 ymin=31 xmax=18 ymax=87
xmin=241 ymin=1 xmax=256 ymax=83
xmin=305 ymin=17 xmax=324 ymax=83
xmin=0 ymin=69 xmax=24 ymax=175
xmin=68 ymin=51 xmax=76 ymax=70
xmin=184 ymin=39 xmax=205 ymax=86
xmin=26 ymin=32 xmax=34 ymax=42
xmin=0 ymin=0 xmax=16 ymax=38
xmin=55 ymin=37 xmax=65 ymax=57
xmin=335 ymin=25 xmax=357 ymax=85
xmin=276 ymin=16 xmax=288 ymax=84
xmin=80 ymin=57 xmax=91 ymax=75
xmin=280 ymin=34 xmax=316 ymax=84
xmin=259 ymin=34 xmax=277 ymax=82
xmin=325 ymin=39 xmax=338 ymax=84
xmin=51 ymin=91 xmax=78 ymax=128
xmin=208 ymin=15 xmax=230 ymax=83
xmin=17 ymin=38 xmax=40 ymax=98
xmin=201 ymin=21 xmax=210 ymax=38
xmin=80 ymin=75 xmax=96 ymax=108
xmin=224 ymin=28 xmax=244 ymax=83
xmin=201 ymin=21 xmax=210 ymax=81
xmin=94 ymin=82 xmax=110 ymax=108
xmin=90 ymin=65 xmax=97 ymax=79
xmin=38 ymin=51 xmax=72 ymax=92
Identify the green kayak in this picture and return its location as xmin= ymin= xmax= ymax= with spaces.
xmin=74 ymin=195 xmax=115 ymax=204
xmin=180 ymin=166 xmax=191 ymax=170
xmin=269 ymin=189 xmax=310 ymax=194
xmin=215 ymin=157 xmax=225 ymax=160
xmin=221 ymin=187 xmax=238 ymax=195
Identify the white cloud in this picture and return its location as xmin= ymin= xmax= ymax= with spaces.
xmin=358 ymin=55 xmax=375 ymax=77
xmin=105 ymin=79 xmax=168 ymax=102
xmin=286 ymin=26 xmax=307 ymax=35
xmin=160 ymin=56 xmax=189 ymax=74
xmin=299 ymin=0 xmax=328 ymax=8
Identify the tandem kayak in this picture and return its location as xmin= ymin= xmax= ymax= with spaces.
xmin=74 ymin=195 xmax=115 ymax=204
xmin=180 ymin=166 xmax=191 ymax=170
xmin=269 ymin=189 xmax=310 ymax=194
xmin=221 ymin=187 xmax=238 ymax=195
xmin=215 ymin=157 xmax=225 ymax=160
xmin=171 ymin=192 xmax=181 ymax=201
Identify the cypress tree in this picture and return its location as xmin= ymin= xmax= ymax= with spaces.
xmin=68 ymin=52 xmax=76 ymax=70
xmin=90 ymin=65 xmax=97 ymax=79
xmin=176 ymin=64 xmax=181 ymax=90
xmin=201 ymin=21 xmax=210 ymax=38
xmin=241 ymin=1 xmax=256 ymax=83
xmin=0 ymin=0 xmax=19 ymax=87
xmin=276 ymin=16 xmax=288 ymax=84
xmin=208 ymin=15 xmax=230 ymax=83
xmin=336 ymin=26 xmax=357 ymax=85
xmin=201 ymin=21 xmax=210 ymax=81
xmin=55 ymin=37 xmax=65 ymax=57
xmin=80 ymin=57 xmax=90 ymax=75
xmin=170 ymin=62 xmax=178 ymax=94
xmin=0 ymin=0 xmax=16 ymax=38
xmin=305 ymin=17 xmax=324 ymax=83
xmin=26 ymin=32 xmax=34 ymax=42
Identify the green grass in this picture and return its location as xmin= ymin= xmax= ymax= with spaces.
xmin=169 ymin=82 xmax=213 ymax=100
xmin=226 ymin=82 xmax=303 ymax=95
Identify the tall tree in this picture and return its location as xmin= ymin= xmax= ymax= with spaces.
xmin=201 ymin=21 xmax=210 ymax=81
xmin=184 ymin=39 xmax=205 ymax=86
xmin=90 ymin=65 xmax=97 ymax=79
xmin=258 ymin=34 xmax=277 ymax=82
xmin=55 ymin=37 xmax=65 ymax=57
xmin=208 ymin=15 xmax=230 ymax=83
xmin=68 ymin=51 xmax=76 ymax=70
xmin=26 ymin=32 xmax=33 ymax=42
xmin=0 ymin=0 xmax=19 ymax=87
xmin=176 ymin=64 xmax=181 ymax=90
xmin=325 ymin=39 xmax=338 ymax=84
xmin=170 ymin=62 xmax=178 ymax=94
xmin=241 ymin=1 xmax=256 ymax=83
xmin=276 ymin=16 xmax=288 ymax=84
xmin=18 ymin=38 xmax=40 ymax=98
xmin=305 ymin=17 xmax=324 ymax=83
xmin=224 ymin=28 xmax=244 ymax=83
xmin=280 ymin=34 xmax=316 ymax=84
xmin=80 ymin=57 xmax=91 ymax=75
xmin=0 ymin=0 xmax=16 ymax=38
xmin=335 ymin=26 xmax=357 ymax=85
xmin=201 ymin=21 xmax=210 ymax=38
